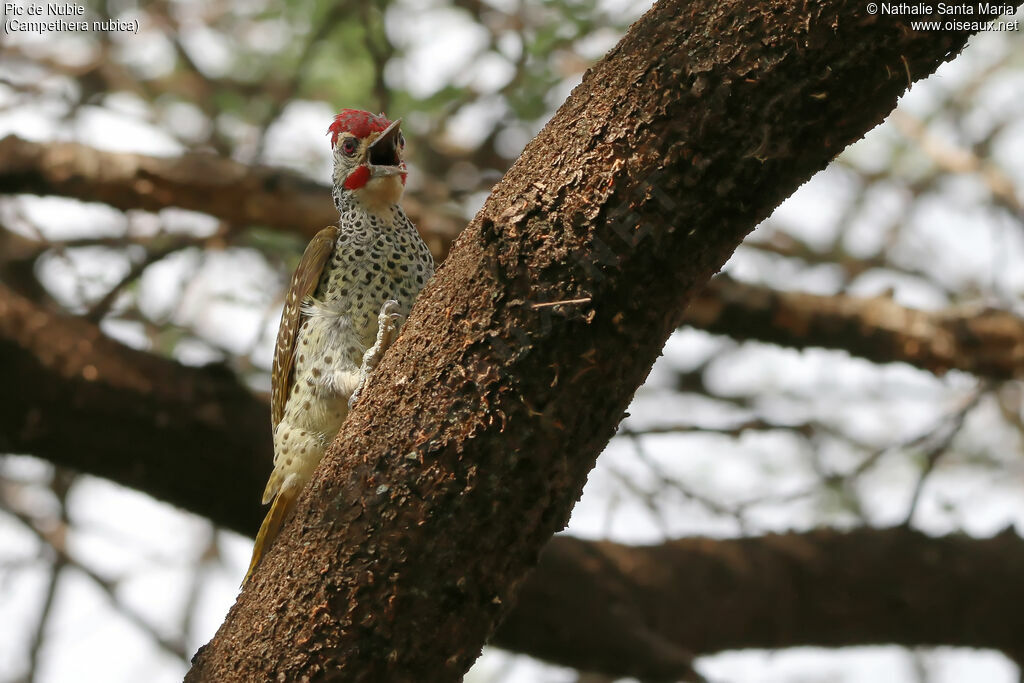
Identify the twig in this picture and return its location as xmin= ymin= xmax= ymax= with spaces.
xmin=0 ymin=497 xmax=188 ymax=661
xmin=249 ymin=1 xmax=355 ymax=162
xmin=84 ymin=224 xmax=230 ymax=323
xmin=901 ymin=382 xmax=989 ymax=526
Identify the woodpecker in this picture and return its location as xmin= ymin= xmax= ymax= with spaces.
xmin=245 ymin=110 xmax=434 ymax=582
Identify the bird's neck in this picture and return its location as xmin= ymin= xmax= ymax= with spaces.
xmin=334 ymin=186 xmax=405 ymax=233
xmin=333 ymin=176 xmax=404 ymax=219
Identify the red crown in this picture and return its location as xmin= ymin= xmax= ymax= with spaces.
xmin=328 ymin=109 xmax=392 ymax=148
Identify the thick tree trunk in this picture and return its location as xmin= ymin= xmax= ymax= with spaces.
xmin=7 ymin=276 xmax=1020 ymax=540
xmin=181 ymin=0 xmax=1002 ymax=680
xmin=4 ymin=286 xmax=1024 ymax=675
xmin=7 ymin=135 xmax=1023 ymax=381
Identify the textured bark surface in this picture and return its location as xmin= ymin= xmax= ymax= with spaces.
xmin=9 ymin=273 xmax=1021 ymax=541
xmin=6 ymin=140 xmax=1022 ymax=380
xmin=184 ymin=0 xmax=999 ymax=680
xmin=6 ymin=286 xmax=1024 ymax=676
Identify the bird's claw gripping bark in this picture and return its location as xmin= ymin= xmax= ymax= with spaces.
xmin=349 ymin=300 xmax=404 ymax=409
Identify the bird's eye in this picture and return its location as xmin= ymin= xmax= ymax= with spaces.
xmin=397 ymin=133 xmax=405 ymax=148
xmin=342 ymin=138 xmax=358 ymax=156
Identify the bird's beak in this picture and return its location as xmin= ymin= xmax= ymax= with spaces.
xmin=367 ymin=119 xmax=406 ymax=177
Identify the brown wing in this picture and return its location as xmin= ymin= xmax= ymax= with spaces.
xmin=271 ymin=226 xmax=338 ymax=429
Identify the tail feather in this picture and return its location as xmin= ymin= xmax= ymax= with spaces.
xmin=261 ymin=469 xmax=283 ymax=505
xmin=243 ymin=488 xmax=298 ymax=585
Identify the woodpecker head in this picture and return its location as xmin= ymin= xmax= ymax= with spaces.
xmin=328 ymin=109 xmax=407 ymax=210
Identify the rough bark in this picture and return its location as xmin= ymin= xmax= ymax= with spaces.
xmin=686 ymin=275 xmax=1024 ymax=380
xmin=5 ymin=285 xmax=1024 ymax=677
xmin=182 ymin=0 xmax=1003 ymax=681
xmin=7 ymin=139 xmax=1023 ymax=381
xmin=3 ymin=257 xmax=1021 ymax=530
xmin=7 ymin=275 xmax=1021 ymax=542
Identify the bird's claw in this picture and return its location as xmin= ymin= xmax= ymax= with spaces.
xmin=349 ymin=300 xmax=404 ymax=410
xmin=379 ymin=298 xmax=402 ymax=324
xmin=375 ymin=299 xmax=403 ymax=348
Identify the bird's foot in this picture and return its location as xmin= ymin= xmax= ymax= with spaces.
xmin=348 ymin=300 xmax=403 ymax=409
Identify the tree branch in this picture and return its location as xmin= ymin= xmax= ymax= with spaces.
xmin=687 ymin=275 xmax=1024 ymax=380
xmin=6 ymin=136 xmax=1021 ymax=378
xmin=184 ymin=0 xmax=1003 ymax=680
xmin=0 ymin=281 xmax=269 ymax=534
xmin=2 ymin=0 xmax=1011 ymax=678
xmin=493 ymin=527 xmax=1024 ymax=677
xmin=0 ymin=135 xmax=334 ymax=237
xmin=0 ymin=134 xmax=461 ymax=254
xmin=4 ymin=282 xmax=1024 ymax=677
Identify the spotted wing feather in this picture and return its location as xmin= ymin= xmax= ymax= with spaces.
xmin=271 ymin=226 xmax=338 ymax=429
